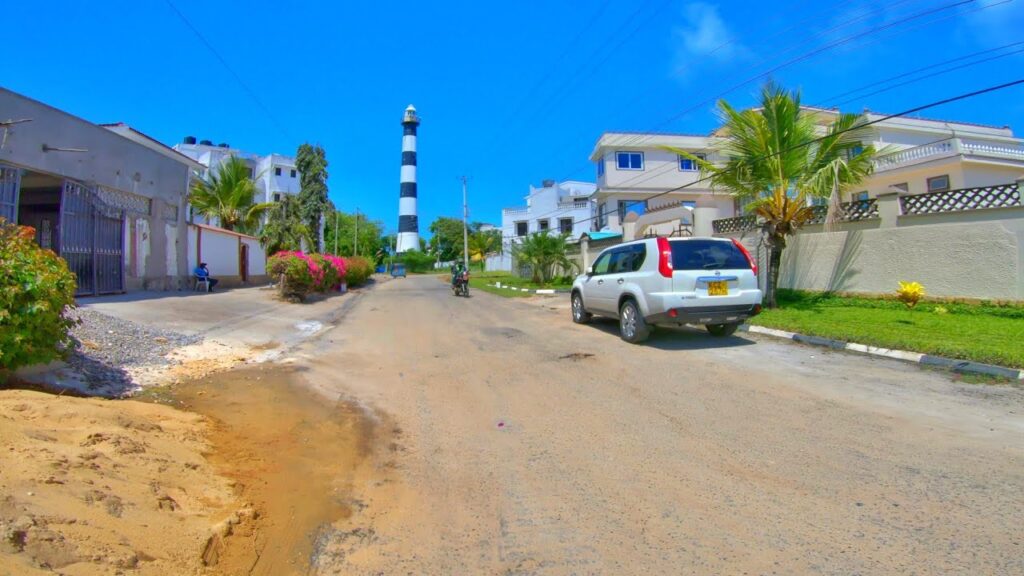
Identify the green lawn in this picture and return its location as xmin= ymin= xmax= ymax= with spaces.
xmin=444 ymin=271 xmax=573 ymax=298
xmin=750 ymin=290 xmax=1024 ymax=369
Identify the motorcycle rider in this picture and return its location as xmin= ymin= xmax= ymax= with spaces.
xmin=450 ymin=262 xmax=467 ymax=287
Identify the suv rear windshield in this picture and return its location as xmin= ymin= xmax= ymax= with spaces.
xmin=670 ymin=239 xmax=750 ymax=271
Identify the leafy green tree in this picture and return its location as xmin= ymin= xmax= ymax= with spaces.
xmin=468 ymin=229 xmax=501 ymax=270
xmin=672 ymin=82 xmax=878 ymax=308
xmin=296 ymin=143 xmax=330 ymax=252
xmin=395 ymin=249 xmax=435 ymax=273
xmin=189 ymin=156 xmax=271 ymax=233
xmin=324 ymin=210 xmax=384 ymax=257
xmin=512 ymin=233 xmax=576 ymax=284
xmin=258 ymin=195 xmax=309 ymax=255
xmin=428 ymin=217 xmax=467 ymax=262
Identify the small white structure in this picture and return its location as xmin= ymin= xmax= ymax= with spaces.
xmin=495 ymin=179 xmax=596 ymax=271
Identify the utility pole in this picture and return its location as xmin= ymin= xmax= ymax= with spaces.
xmin=333 ymin=210 xmax=339 ymax=255
xmin=460 ymin=176 xmax=470 ymax=271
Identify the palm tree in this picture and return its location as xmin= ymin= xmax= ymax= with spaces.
xmin=189 ymin=156 xmax=273 ymax=233
xmin=672 ymin=82 xmax=878 ymax=308
xmin=258 ymin=195 xmax=310 ymax=255
xmin=512 ymin=232 xmax=576 ymax=284
xmin=467 ymin=230 xmax=500 ymax=271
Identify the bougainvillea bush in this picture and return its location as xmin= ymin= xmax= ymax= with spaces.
xmin=343 ymin=256 xmax=373 ymax=287
xmin=322 ymin=254 xmax=347 ymax=289
xmin=0 ymin=219 xmax=78 ymax=375
xmin=268 ymin=251 xmax=319 ymax=300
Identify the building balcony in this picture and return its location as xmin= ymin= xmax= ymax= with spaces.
xmin=502 ymin=207 xmax=529 ymax=216
xmin=873 ymin=138 xmax=1024 ymax=172
xmin=557 ymin=200 xmax=591 ymax=210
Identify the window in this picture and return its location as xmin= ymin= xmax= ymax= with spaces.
xmin=852 ymin=191 xmax=869 ymax=202
xmin=538 ymin=219 xmax=550 ymax=232
xmin=671 ymin=239 xmax=751 ymax=271
xmin=927 ymin=175 xmax=950 ymax=193
xmin=274 ymin=167 xmax=282 ymax=176
xmin=290 ymin=169 xmax=297 ymax=178
xmin=845 ymin=145 xmax=865 ymax=160
xmin=515 ymin=221 xmax=528 ymax=237
xmin=610 ymin=244 xmax=646 ymax=274
xmin=615 ymin=151 xmax=644 ymax=171
xmin=618 ymin=199 xmax=646 ymax=222
xmin=681 ymin=201 xmax=697 ymax=210
xmin=273 ymin=193 xmax=281 ymax=202
xmin=597 ymin=203 xmax=609 ymax=229
xmin=597 ymin=159 xmax=604 ymax=178
xmin=678 ymin=153 xmax=706 ymax=171
xmin=559 ymin=218 xmax=573 ymax=234
xmin=592 ymin=251 xmax=613 ymax=275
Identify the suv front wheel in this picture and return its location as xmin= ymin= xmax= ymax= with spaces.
xmin=706 ymin=322 xmax=740 ymax=337
xmin=619 ymin=299 xmax=650 ymax=344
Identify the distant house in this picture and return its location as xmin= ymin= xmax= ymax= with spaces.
xmin=493 ymin=179 xmax=596 ymax=271
xmin=0 ymin=88 xmax=199 ymax=295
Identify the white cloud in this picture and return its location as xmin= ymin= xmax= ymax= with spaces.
xmin=671 ymin=2 xmax=748 ymax=74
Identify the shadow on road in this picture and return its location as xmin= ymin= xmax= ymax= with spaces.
xmin=586 ymin=319 xmax=757 ymax=351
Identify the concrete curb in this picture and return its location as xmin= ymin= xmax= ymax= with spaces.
xmin=487 ymin=283 xmax=571 ymax=295
xmin=741 ymin=324 xmax=1024 ymax=380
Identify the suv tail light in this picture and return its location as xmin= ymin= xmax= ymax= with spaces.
xmin=657 ymin=237 xmax=673 ymax=278
xmin=731 ymin=238 xmax=757 ymax=276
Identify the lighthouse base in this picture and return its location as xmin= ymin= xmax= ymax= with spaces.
xmin=395 ymin=232 xmax=421 ymax=253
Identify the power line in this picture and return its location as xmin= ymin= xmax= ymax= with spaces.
xmin=163 ymin=0 xmax=291 ymax=139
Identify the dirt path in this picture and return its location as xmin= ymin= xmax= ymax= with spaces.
xmin=293 ymin=275 xmax=1024 ymax=575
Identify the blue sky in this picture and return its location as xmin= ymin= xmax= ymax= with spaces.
xmin=5 ymin=0 xmax=1024 ymax=237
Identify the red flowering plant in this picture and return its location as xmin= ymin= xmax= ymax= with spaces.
xmin=268 ymin=251 xmax=318 ymax=300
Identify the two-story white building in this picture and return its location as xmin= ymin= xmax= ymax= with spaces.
xmin=589 ymin=132 xmax=735 ymax=235
xmin=501 ymin=179 xmax=596 ymax=240
xmin=492 ymin=179 xmax=596 ymax=271
xmin=591 ymin=110 xmax=1024 ymax=237
xmin=172 ymin=138 xmax=301 ymax=225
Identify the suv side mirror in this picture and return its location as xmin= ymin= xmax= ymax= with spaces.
xmin=585 ymin=265 xmax=594 ymax=276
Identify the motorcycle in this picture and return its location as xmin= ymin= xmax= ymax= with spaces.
xmin=452 ymin=270 xmax=470 ymax=297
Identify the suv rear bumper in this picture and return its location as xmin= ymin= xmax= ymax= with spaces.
xmin=646 ymin=304 xmax=761 ymax=325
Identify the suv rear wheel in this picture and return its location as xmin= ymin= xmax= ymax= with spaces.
xmin=571 ymin=292 xmax=592 ymax=324
xmin=619 ymin=299 xmax=650 ymax=344
xmin=706 ymin=322 xmax=740 ymax=337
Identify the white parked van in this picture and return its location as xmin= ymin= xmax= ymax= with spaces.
xmin=570 ymin=237 xmax=763 ymax=343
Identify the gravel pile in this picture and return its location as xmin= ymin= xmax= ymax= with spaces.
xmin=64 ymin=308 xmax=202 ymax=393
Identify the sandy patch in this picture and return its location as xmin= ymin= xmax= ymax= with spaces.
xmin=0 ymin=390 xmax=236 ymax=575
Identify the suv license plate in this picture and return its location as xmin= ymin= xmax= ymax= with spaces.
xmin=707 ymin=281 xmax=728 ymax=296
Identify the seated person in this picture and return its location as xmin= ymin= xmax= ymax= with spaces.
xmin=193 ymin=262 xmax=219 ymax=291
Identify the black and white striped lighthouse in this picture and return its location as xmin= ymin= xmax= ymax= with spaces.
xmin=396 ymin=104 xmax=420 ymax=253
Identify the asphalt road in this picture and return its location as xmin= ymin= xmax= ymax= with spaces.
xmin=296 ymin=275 xmax=1024 ymax=575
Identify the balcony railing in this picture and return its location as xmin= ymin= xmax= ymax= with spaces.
xmin=502 ymin=207 xmax=528 ymax=216
xmin=874 ymin=138 xmax=1024 ymax=171
xmin=557 ymin=200 xmax=591 ymax=210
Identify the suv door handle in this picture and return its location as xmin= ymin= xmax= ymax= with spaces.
xmin=597 ymin=279 xmax=604 ymax=285
xmin=617 ymin=278 xmax=624 ymax=284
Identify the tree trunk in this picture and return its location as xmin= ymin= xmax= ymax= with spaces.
xmin=766 ymin=244 xmax=783 ymax=309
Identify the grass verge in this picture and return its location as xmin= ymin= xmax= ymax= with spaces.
xmin=461 ymin=271 xmax=572 ymax=298
xmin=750 ymin=290 xmax=1024 ymax=369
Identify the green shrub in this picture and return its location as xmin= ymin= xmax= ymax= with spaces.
xmin=395 ymin=250 xmax=435 ymax=273
xmin=268 ymin=251 xmax=317 ymax=300
xmin=343 ymin=256 xmax=373 ymax=286
xmin=0 ymin=219 xmax=78 ymax=375
xmin=308 ymin=254 xmax=340 ymax=292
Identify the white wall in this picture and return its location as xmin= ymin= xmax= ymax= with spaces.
xmin=725 ymin=206 xmax=1024 ymax=301
xmin=241 ymin=236 xmax=266 ymax=276
xmin=200 ymin=228 xmax=239 ymax=277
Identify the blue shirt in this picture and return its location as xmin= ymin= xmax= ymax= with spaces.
xmin=194 ymin=266 xmax=209 ymax=278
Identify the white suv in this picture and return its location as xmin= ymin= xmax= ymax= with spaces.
xmin=570 ymin=237 xmax=763 ymax=343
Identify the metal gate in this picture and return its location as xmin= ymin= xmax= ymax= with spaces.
xmin=0 ymin=164 xmax=19 ymax=223
xmin=60 ymin=181 xmax=125 ymax=296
